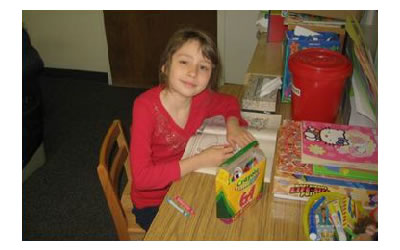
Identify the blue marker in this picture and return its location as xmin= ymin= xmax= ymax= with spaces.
xmin=309 ymin=196 xmax=326 ymax=240
xmin=166 ymin=197 xmax=189 ymax=217
xmin=309 ymin=212 xmax=318 ymax=240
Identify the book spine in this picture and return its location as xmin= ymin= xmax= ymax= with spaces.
xmin=313 ymin=165 xmax=378 ymax=183
xmin=293 ymin=174 xmax=378 ymax=191
xmin=272 ymin=174 xmax=378 ymax=209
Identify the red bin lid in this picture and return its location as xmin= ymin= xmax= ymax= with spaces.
xmin=288 ymin=48 xmax=352 ymax=80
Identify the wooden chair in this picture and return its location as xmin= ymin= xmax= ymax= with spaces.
xmin=97 ymin=120 xmax=146 ymax=240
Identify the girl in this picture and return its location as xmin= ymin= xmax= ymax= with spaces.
xmin=130 ymin=28 xmax=255 ymax=230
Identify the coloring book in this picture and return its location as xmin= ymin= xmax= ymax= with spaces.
xmin=276 ymin=120 xmax=377 ymax=183
xmin=272 ymin=120 xmax=378 ymax=209
xmin=182 ymin=112 xmax=282 ymax=183
xmin=301 ymin=121 xmax=378 ymax=171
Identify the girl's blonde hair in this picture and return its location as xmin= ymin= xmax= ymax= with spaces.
xmin=159 ymin=28 xmax=221 ymax=90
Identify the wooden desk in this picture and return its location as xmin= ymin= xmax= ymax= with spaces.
xmin=144 ymin=173 xmax=305 ymax=240
xmin=144 ymin=85 xmax=304 ymax=240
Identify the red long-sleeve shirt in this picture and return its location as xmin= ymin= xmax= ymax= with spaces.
xmin=130 ymin=86 xmax=247 ymax=208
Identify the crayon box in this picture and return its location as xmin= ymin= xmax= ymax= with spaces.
xmin=215 ymin=141 xmax=266 ymax=222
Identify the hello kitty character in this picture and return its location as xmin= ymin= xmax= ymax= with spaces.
xmin=304 ymin=126 xmax=349 ymax=146
xmin=304 ymin=126 xmax=320 ymax=142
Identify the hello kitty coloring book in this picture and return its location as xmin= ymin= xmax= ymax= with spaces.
xmin=301 ymin=121 xmax=378 ymax=171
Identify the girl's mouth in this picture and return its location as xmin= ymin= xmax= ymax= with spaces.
xmin=183 ymin=81 xmax=196 ymax=88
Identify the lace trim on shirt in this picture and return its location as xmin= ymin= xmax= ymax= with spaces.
xmin=152 ymin=104 xmax=187 ymax=153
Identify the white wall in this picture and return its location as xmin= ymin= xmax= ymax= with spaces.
xmin=218 ymin=10 xmax=259 ymax=85
xmin=22 ymin=10 xmax=110 ymax=73
xmin=23 ymin=10 xmax=258 ymax=85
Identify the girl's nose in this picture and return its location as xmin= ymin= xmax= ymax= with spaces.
xmin=187 ymin=64 xmax=198 ymax=77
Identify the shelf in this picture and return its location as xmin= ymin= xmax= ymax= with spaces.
xmin=289 ymin=10 xmax=364 ymax=21
xmin=246 ymin=34 xmax=283 ymax=78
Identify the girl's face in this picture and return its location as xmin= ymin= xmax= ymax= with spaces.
xmin=163 ymin=39 xmax=212 ymax=98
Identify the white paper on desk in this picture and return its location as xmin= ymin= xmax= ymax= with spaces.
xmin=351 ymin=74 xmax=377 ymax=124
xmin=184 ymin=113 xmax=282 ymax=183
xmin=294 ymin=26 xmax=320 ymax=37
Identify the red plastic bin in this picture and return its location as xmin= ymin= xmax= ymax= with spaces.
xmin=289 ymin=48 xmax=352 ymax=123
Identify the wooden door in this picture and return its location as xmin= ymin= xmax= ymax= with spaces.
xmin=103 ymin=10 xmax=217 ymax=88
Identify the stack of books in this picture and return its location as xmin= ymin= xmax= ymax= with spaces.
xmin=271 ymin=120 xmax=378 ymax=210
xmin=283 ymin=11 xmax=347 ymax=50
xmin=285 ymin=12 xmax=345 ymax=28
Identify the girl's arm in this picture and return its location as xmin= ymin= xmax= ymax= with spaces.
xmin=179 ymin=145 xmax=235 ymax=176
xmin=226 ymin=116 xmax=255 ymax=148
xmin=205 ymin=91 xmax=248 ymax=127
xmin=130 ymin=98 xmax=181 ymax=191
xmin=204 ymin=91 xmax=254 ymax=147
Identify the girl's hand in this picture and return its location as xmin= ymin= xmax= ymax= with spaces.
xmin=226 ymin=117 xmax=255 ymax=148
xmin=197 ymin=145 xmax=235 ymax=167
xmin=179 ymin=145 xmax=235 ymax=177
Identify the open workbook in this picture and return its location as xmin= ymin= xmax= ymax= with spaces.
xmin=182 ymin=112 xmax=282 ymax=183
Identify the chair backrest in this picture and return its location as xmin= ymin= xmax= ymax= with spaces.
xmin=97 ymin=120 xmax=145 ymax=240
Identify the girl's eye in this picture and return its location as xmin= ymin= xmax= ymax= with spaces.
xmin=179 ymin=60 xmax=187 ymax=65
xmin=200 ymin=65 xmax=210 ymax=71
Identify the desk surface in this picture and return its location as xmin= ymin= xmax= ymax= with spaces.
xmin=144 ymin=84 xmax=306 ymax=240
xmin=144 ymin=173 xmax=305 ymax=240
